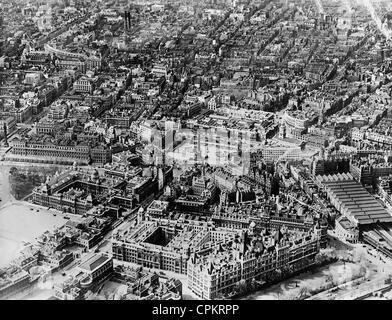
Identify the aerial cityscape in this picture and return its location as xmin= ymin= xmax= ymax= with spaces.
xmin=2 ymin=0 xmax=392 ymax=301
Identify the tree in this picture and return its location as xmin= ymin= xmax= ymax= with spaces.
xmin=9 ymin=167 xmax=18 ymax=175
xmin=281 ymin=292 xmax=297 ymax=300
xmin=235 ymin=279 xmax=248 ymax=295
xmin=359 ymin=264 xmax=367 ymax=278
xmin=298 ymin=286 xmax=309 ymax=299
xmin=326 ymin=272 xmax=334 ymax=285
xmin=315 ymin=253 xmax=325 ymax=265
xmin=353 ymin=248 xmax=366 ymax=263
xmin=103 ymin=290 xmax=112 ymax=300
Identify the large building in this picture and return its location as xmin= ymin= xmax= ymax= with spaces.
xmin=0 ymin=116 xmax=16 ymax=137
xmin=32 ymin=168 xmax=126 ymax=215
xmin=77 ymin=253 xmax=113 ymax=286
xmin=187 ymin=228 xmax=320 ymax=299
xmin=73 ymin=77 xmax=98 ymax=94
xmin=112 ymin=219 xmax=237 ymax=275
xmin=350 ymin=158 xmax=392 ymax=186
xmin=7 ymin=138 xmax=91 ymax=165
xmin=316 ymin=173 xmax=392 ymax=226
xmin=6 ymin=137 xmax=112 ymax=165
xmin=0 ymin=267 xmax=32 ymax=299
xmin=54 ymin=253 xmax=113 ymax=300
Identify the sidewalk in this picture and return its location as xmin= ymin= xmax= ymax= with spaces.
xmin=308 ymin=275 xmax=389 ymax=300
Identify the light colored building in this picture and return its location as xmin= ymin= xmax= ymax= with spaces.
xmin=335 ymin=216 xmax=359 ymax=243
xmin=77 ymin=253 xmax=113 ymax=287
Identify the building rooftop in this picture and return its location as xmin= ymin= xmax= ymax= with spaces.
xmin=317 ymin=174 xmax=392 ymax=225
xmin=79 ymin=254 xmax=111 ymax=273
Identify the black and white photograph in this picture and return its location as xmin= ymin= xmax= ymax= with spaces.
xmin=0 ymin=0 xmax=392 ymax=309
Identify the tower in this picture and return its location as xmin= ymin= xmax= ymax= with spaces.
xmin=124 ymin=11 xmax=131 ymax=30
xmin=279 ymin=117 xmax=286 ymax=139
xmin=3 ymin=122 xmax=8 ymax=147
